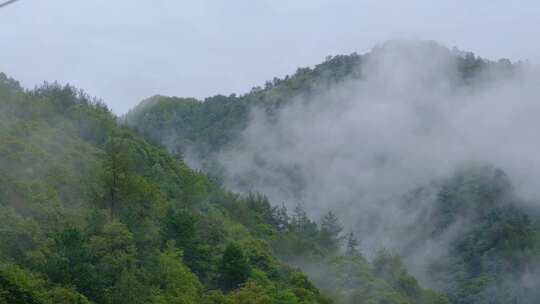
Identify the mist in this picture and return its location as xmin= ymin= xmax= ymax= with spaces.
xmin=3 ymin=1 xmax=540 ymax=114
xmin=194 ymin=41 xmax=540 ymax=283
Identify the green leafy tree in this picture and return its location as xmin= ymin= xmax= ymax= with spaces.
xmin=372 ymin=249 xmax=421 ymax=300
xmin=107 ymin=270 xmax=146 ymax=304
xmin=291 ymin=203 xmax=318 ymax=239
xmin=150 ymin=242 xmax=202 ymax=304
xmin=227 ymin=281 xmax=272 ymax=304
xmin=319 ymin=211 xmax=343 ymax=253
xmin=101 ymin=135 xmax=130 ymax=220
xmin=161 ymin=207 xmax=212 ymax=278
xmin=41 ymin=227 xmax=95 ymax=296
xmin=89 ymin=221 xmax=137 ymax=302
xmin=219 ymin=243 xmax=251 ymax=291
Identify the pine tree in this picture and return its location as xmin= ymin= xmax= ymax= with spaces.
xmin=274 ymin=203 xmax=290 ymax=232
xmin=291 ymin=202 xmax=318 ymax=238
xmin=346 ymin=232 xmax=360 ymax=256
xmin=101 ymin=135 xmax=129 ymax=220
xmin=319 ymin=211 xmax=343 ymax=252
xmin=218 ymin=243 xmax=250 ymax=291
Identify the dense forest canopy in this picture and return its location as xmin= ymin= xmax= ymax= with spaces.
xmin=1 ymin=40 xmax=539 ymax=303
xmin=125 ymin=41 xmax=540 ymax=303
xmin=0 ymin=66 xmax=452 ymax=304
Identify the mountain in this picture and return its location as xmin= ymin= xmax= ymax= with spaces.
xmin=125 ymin=40 xmax=540 ymax=303
xmin=0 ymin=67 xmax=448 ymax=303
xmin=124 ymin=40 xmax=515 ymax=164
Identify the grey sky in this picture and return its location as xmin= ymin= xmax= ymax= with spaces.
xmin=1 ymin=0 xmax=539 ymax=114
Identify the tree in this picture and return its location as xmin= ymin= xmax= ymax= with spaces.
xmin=274 ymin=203 xmax=290 ymax=232
xmin=345 ymin=232 xmax=360 ymax=256
xmin=101 ymin=135 xmax=130 ymax=220
xmin=161 ymin=207 xmax=212 ymax=279
xmin=89 ymin=221 xmax=137 ymax=302
xmin=228 ymin=281 xmax=272 ymax=304
xmin=104 ymin=270 xmax=145 ymax=304
xmin=0 ymin=262 xmax=90 ymax=304
xmin=246 ymin=193 xmax=274 ymax=227
xmin=319 ymin=211 xmax=343 ymax=252
xmin=372 ymin=249 xmax=421 ymax=300
xmin=150 ymin=241 xmax=202 ymax=304
xmin=49 ymin=287 xmax=91 ymax=304
xmin=291 ymin=203 xmax=318 ymax=239
xmin=42 ymin=227 xmax=95 ymax=296
xmin=219 ymin=243 xmax=250 ymax=291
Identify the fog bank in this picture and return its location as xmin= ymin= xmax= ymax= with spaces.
xmin=212 ymin=41 xmax=540 ymax=260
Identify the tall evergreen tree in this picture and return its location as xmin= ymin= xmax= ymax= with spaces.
xmin=218 ymin=243 xmax=250 ymax=291
xmin=345 ymin=232 xmax=360 ymax=256
xmin=291 ymin=202 xmax=318 ymax=239
xmin=101 ymin=135 xmax=129 ymax=220
xmin=319 ymin=211 xmax=343 ymax=252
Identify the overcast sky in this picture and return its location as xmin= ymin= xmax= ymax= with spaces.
xmin=1 ymin=0 xmax=539 ymax=114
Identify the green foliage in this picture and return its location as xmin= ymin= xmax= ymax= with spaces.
xmin=92 ymin=221 xmax=136 ymax=266
xmin=0 ymin=76 xmax=338 ymax=303
xmin=0 ymin=262 xmax=89 ymax=304
xmin=125 ymin=43 xmax=516 ymax=186
xmin=290 ymin=203 xmax=319 ymax=240
xmin=426 ymin=166 xmax=540 ymax=303
xmin=219 ymin=243 xmax=251 ymax=291
xmin=161 ymin=207 xmax=214 ymax=279
xmin=0 ymin=44 xmax=527 ymax=304
xmin=0 ymin=263 xmax=45 ymax=304
xmin=318 ymin=211 xmax=344 ymax=253
xmin=149 ymin=242 xmax=202 ymax=303
xmin=372 ymin=250 xmax=422 ymax=299
xmin=107 ymin=270 xmax=146 ymax=304
xmin=39 ymin=227 xmax=95 ymax=295
xmin=345 ymin=232 xmax=360 ymax=256
xmin=299 ymin=252 xmax=449 ymax=304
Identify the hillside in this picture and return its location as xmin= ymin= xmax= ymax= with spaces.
xmin=0 ymin=70 xmax=450 ymax=304
xmin=124 ymin=41 xmax=540 ymax=303
xmin=124 ymin=41 xmax=514 ymax=163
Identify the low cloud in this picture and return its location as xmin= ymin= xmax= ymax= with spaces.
xmin=208 ymin=41 xmax=540 ymax=279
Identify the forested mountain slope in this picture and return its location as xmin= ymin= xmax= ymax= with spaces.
xmin=124 ymin=41 xmax=540 ymax=303
xmin=124 ymin=41 xmax=515 ymax=164
xmin=0 ymin=71 xmax=448 ymax=304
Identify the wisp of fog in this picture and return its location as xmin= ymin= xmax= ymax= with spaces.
xmin=204 ymin=40 xmax=540 ymax=281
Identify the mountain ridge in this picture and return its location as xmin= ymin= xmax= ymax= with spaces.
xmin=124 ymin=40 xmax=540 ymax=304
xmin=0 ymin=69 xmax=449 ymax=303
